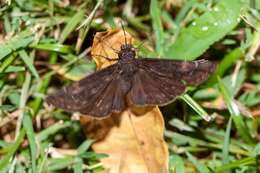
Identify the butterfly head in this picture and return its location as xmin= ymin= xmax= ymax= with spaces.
xmin=118 ymin=44 xmax=136 ymax=61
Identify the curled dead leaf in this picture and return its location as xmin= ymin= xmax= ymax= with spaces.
xmin=80 ymin=29 xmax=168 ymax=173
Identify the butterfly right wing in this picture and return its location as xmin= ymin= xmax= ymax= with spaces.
xmin=127 ymin=59 xmax=216 ymax=106
xmin=127 ymin=67 xmax=186 ymax=106
xmin=46 ymin=63 xmax=128 ymax=117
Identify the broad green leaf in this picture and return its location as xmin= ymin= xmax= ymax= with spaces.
xmin=165 ymin=0 xmax=241 ymax=60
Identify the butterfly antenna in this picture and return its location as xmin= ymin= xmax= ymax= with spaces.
xmin=120 ymin=22 xmax=127 ymax=45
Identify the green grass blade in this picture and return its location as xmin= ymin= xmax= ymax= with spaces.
xmin=2 ymin=66 xmax=25 ymax=73
xmin=217 ymin=77 xmax=240 ymax=116
xmin=165 ymin=0 xmax=241 ymax=60
xmin=59 ymin=10 xmax=85 ymax=44
xmin=30 ymin=53 xmax=57 ymax=114
xmin=217 ymin=77 xmax=255 ymax=144
xmin=150 ymin=0 xmax=164 ymax=55
xmin=30 ymin=43 xmax=72 ymax=54
xmin=180 ymin=94 xmax=212 ymax=121
xmin=0 ymin=30 xmax=34 ymax=60
xmin=0 ymin=130 xmax=25 ymax=173
xmin=73 ymin=157 xmax=83 ymax=173
xmin=36 ymin=121 xmax=71 ymax=142
xmin=216 ymin=156 xmax=257 ymax=172
xmin=47 ymin=157 xmax=75 ymax=171
xmin=22 ymin=112 xmax=37 ymax=173
xmin=76 ymin=0 xmax=104 ymax=53
xmin=169 ymin=154 xmax=185 ymax=173
xmin=222 ymin=116 xmax=232 ymax=172
xmin=0 ymin=54 xmax=16 ymax=73
xmin=214 ymin=48 xmax=243 ymax=79
xmin=18 ymin=50 xmax=40 ymax=79
xmin=186 ymin=151 xmax=209 ymax=173
xmin=77 ymin=139 xmax=93 ymax=155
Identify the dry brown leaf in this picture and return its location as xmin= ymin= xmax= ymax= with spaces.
xmin=80 ymin=29 xmax=168 ymax=173
xmin=165 ymin=0 xmax=183 ymax=9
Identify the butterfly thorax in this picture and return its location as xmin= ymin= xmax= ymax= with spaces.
xmin=118 ymin=44 xmax=136 ymax=63
xmin=116 ymin=44 xmax=138 ymax=81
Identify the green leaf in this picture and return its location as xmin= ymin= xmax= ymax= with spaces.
xmin=0 ymin=54 xmax=16 ymax=73
xmin=165 ymin=0 xmax=241 ymax=60
xmin=217 ymin=77 xmax=255 ymax=144
xmin=222 ymin=116 xmax=232 ymax=167
xmin=169 ymin=154 xmax=185 ymax=173
xmin=150 ymin=0 xmax=164 ymax=55
xmin=180 ymin=94 xmax=212 ymax=121
xmin=1 ymin=66 xmax=25 ymax=73
xmin=47 ymin=157 xmax=75 ymax=171
xmin=0 ymin=130 xmax=25 ymax=173
xmin=77 ymin=139 xmax=93 ymax=155
xmin=59 ymin=10 xmax=85 ymax=43
xmin=186 ymin=151 xmax=210 ymax=173
xmin=211 ymin=48 xmax=243 ymax=82
xmin=73 ymin=157 xmax=83 ymax=173
xmin=0 ymin=30 xmax=34 ymax=60
xmin=22 ymin=112 xmax=37 ymax=173
xmin=18 ymin=50 xmax=40 ymax=79
xmin=30 ymin=43 xmax=72 ymax=54
xmin=36 ymin=121 xmax=71 ymax=142
xmin=0 ymin=105 xmax=16 ymax=111
xmin=215 ymin=156 xmax=257 ymax=172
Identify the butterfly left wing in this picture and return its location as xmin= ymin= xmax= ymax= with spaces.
xmin=78 ymin=75 xmax=130 ymax=117
xmin=46 ymin=63 xmax=129 ymax=117
xmin=127 ymin=58 xmax=216 ymax=106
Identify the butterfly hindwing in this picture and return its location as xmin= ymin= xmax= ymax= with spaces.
xmin=79 ymin=75 xmax=129 ymax=117
xmin=127 ymin=68 xmax=185 ymax=106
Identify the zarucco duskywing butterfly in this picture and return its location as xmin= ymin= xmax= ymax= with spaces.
xmin=46 ymin=34 xmax=216 ymax=118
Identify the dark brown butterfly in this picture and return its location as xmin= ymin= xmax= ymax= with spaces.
xmin=46 ymin=40 xmax=216 ymax=118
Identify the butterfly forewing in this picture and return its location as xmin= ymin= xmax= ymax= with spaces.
xmin=126 ymin=59 xmax=216 ymax=106
xmin=47 ymin=64 xmax=119 ymax=115
xmin=137 ymin=58 xmax=216 ymax=85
